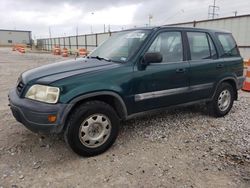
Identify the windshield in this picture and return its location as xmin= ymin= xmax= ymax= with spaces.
xmin=89 ymin=30 xmax=150 ymax=63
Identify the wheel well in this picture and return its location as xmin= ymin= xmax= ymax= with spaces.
xmin=222 ymin=79 xmax=238 ymax=100
xmin=63 ymin=95 xmax=127 ymax=131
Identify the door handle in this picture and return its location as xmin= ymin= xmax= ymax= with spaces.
xmin=176 ymin=68 xmax=186 ymax=73
xmin=216 ymin=64 xmax=224 ymax=68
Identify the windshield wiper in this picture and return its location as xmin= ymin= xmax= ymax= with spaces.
xmin=88 ymin=56 xmax=111 ymax=62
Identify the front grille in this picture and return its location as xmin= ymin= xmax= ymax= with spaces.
xmin=16 ymin=80 xmax=25 ymax=95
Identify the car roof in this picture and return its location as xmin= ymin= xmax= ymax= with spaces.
xmin=124 ymin=26 xmax=231 ymax=34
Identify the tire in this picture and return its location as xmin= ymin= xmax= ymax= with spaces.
xmin=209 ymin=82 xmax=235 ymax=117
xmin=64 ymin=101 xmax=120 ymax=157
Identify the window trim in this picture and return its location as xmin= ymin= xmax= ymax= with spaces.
xmin=206 ymin=33 xmax=218 ymax=59
xmin=206 ymin=34 xmax=212 ymax=58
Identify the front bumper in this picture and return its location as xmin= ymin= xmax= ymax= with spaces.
xmin=8 ymin=88 xmax=70 ymax=134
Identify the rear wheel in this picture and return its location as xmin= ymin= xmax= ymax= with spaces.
xmin=209 ymin=82 xmax=235 ymax=117
xmin=64 ymin=101 xmax=120 ymax=157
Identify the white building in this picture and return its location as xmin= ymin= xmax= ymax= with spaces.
xmin=0 ymin=29 xmax=32 ymax=46
xmin=167 ymin=14 xmax=250 ymax=59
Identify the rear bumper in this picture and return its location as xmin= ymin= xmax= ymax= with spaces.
xmin=237 ymin=76 xmax=245 ymax=90
xmin=8 ymin=88 xmax=70 ymax=134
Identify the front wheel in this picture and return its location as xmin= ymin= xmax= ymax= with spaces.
xmin=209 ymin=82 xmax=235 ymax=117
xmin=64 ymin=101 xmax=120 ymax=157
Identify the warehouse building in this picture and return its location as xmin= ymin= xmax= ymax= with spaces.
xmin=166 ymin=14 xmax=250 ymax=59
xmin=0 ymin=29 xmax=32 ymax=47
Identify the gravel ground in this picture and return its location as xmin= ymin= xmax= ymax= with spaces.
xmin=0 ymin=47 xmax=249 ymax=188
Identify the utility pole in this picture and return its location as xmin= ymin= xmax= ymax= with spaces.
xmin=49 ymin=26 xmax=52 ymax=39
xmin=90 ymin=25 xmax=93 ymax=34
xmin=90 ymin=12 xmax=94 ymax=34
xmin=49 ymin=26 xmax=52 ymax=50
xmin=76 ymin=25 xmax=78 ymax=36
xmin=233 ymin=11 xmax=238 ymax=16
xmin=108 ymin=24 xmax=111 ymax=32
xmin=148 ymin=14 xmax=153 ymax=26
xmin=76 ymin=25 xmax=79 ymax=50
xmin=208 ymin=0 xmax=219 ymax=19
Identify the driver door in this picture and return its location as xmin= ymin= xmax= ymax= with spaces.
xmin=132 ymin=31 xmax=190 ymax=113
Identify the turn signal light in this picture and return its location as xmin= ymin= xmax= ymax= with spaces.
xmin=48 ymin=115 xmax=57 ymax=123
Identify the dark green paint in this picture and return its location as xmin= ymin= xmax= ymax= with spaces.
xmin=21 ymin=27 xmax=244 ymax=117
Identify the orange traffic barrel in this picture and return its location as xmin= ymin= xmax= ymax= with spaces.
xmin=17 ymin=45 xmax=21 ymax=52
xmin=62 ymin=48 xmax=68 ymax=57
xmin=12 ymin=44 xmax=16 ymax=51
xmin=242 ymin=59 xmax=250 ymax=91
xmin=243 ymin=59 xmax=248 ymax=77
xmin=17 ymin=44 xmax=23 ymax=52
xmin=19 ymin=46 xmax=25 ymax=53
xmin=79 ymin=48 xmax=88 ymax=57
xmin=53 ymin=45 xmax=61 ymax=55
xmin=18 ymin=45 xmax=25 ymax=54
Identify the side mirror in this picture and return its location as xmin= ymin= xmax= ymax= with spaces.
xmin=142 ymin=52 xmax=163 ymax=65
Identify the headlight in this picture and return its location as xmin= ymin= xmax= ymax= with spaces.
xmin=25 ymin=84 xmax=60 ymax=104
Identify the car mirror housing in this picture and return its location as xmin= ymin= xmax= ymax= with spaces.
xmin=142 ymin=52 xmax=163 ymax=65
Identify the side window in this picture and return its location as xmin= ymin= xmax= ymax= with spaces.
xmin=187 ymin=32 xmax=217 ymax=60
xmin=147 ymin=32 xmax=183 ymax=62
xmin=217 ymin=33 xmax=240 ymax=57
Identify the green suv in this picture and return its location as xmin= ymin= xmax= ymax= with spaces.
xmin=9 ymin=27 xmax=244 ymax=156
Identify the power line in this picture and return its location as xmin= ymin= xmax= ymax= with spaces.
xmin=208 ymin=0 xmax=220 ymax=19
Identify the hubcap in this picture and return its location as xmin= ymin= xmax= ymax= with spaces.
xmin=79 ymin=114 xmax=111 ymax=148
xmin=218 ymin=89 xmax=231 ymax=112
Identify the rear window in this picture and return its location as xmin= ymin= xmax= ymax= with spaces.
xmin=216 ymin=33 xmax=240 ymax=57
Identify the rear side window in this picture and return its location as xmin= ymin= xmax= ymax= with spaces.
xmin=217 ymin=33 xmax=240 ymax=57
xmin=187 ymin=32 xmax=217 ymax=60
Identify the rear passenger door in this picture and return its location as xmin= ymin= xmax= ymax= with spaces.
xmin=187 ymin=31 xmax=225 ymax=101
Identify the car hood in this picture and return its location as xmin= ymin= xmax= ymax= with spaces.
xmin=21 ymin=58 xmax=120 ymax=84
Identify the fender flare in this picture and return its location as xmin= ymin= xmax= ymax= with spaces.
xmin=59 ymin=91 xmax=128 ymax=132
xmin=211 ymin=76 xmax=238 ymax=100
xmin=71 ymin=91 xmax=127 ymax=116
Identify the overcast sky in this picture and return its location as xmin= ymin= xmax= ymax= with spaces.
xmin=0 ymin=0 xmax=249 ymax=39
